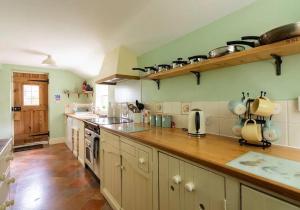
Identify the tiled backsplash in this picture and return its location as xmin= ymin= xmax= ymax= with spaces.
xmin=145 ymin=100 xmax=300 ymax=148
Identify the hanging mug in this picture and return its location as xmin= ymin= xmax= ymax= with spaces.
xmin=250 ymin=97 xmax=275 ymax=117
xmin=263 ymin=120 xmax=281 ymax=142
xmin=228 ymin=100 xmax=247 ymax=115
xmin=241 ymin=119 xmax=262 ymax=142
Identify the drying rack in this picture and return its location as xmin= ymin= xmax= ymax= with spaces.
xmin=238 ymin=91 xmax=272 ymax=149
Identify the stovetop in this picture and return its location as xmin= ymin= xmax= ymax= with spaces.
xmin=85 ymin=117 xmax=133 ymax=125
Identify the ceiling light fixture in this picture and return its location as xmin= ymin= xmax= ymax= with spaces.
xmin=42 ymin=55 xmax=56 ymax=65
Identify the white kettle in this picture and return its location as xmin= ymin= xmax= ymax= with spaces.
xmin=188 ymin=109 xmax=205 ymax=136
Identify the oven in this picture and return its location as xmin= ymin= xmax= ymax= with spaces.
xmin=84 ymin=122 xmax=100 ymax=176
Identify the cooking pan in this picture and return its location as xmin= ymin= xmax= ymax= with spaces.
xmin=208 ymin=45 xmax=245 ymax=58
xmin=229 ymin=22 xmax=300 ymax=48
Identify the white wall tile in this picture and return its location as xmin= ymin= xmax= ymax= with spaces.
xmin=288 ymin=123 xmax=300 ymax=148
xmin=191 ymin=101 xmax=218 ymax=117
xmin=287 ymin=99 xmax=300 ymax=123
xmin=205 ymin=116 xmax=220 ymax=135
xmin=272 ymin=101 xmax=288 ymax=122
xmin=172 ymin=114 xmax=188 ymax=129
xmin=163 ymin=102 xmax=181 ymax=115
xmin=218 ymin=101 xmax=236 ymax=119
xmin=272 ymin=121 xmax=288 ymax=146
xmin=219 ymin=117 xmax=236 ymax=138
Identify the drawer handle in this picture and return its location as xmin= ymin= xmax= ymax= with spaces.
xmin=184 ymin=182 xmax=195 ymax=192
xmin=172 ymin=175 xmax=182 ymax=184
xmin=138 ymin=158 xmax=145 ymax=164
xmin=5 ymin=155 xmax=13 ymax=162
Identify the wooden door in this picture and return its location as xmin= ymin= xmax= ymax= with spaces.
xmin=241 ymin=185 xmax=300 ymax=210
xmin=101 ymin=141 xmax=121 ymax=209
xmin=13 ymin=72 xmax=49 ymax=146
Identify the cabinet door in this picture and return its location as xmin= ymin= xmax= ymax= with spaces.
xmin=121 ymin=143 xmax=153 ymax=210
xmin=159 ymin=153 xmax=181 ymax=210
xmin=101 ymin=142 xmax=121 ymax=209
xmin=65 ymin=117 xmax=73 ymax=151
xmin=242 ymin=185 xmax=300 ymax=210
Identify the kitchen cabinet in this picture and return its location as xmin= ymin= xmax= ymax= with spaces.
xmin=0 ymin=139 xmax=15 ymax=209
xmin=100 ymin=131 xmax=153 ymax=210
xmin=65 ymin=116 xmax=85 ymax=166
xmin=241 ymin=185 xmax=300 ymax=210
xmin=158 ymin=152 xmax=226 ymax=210
xmin=100 ymin=131 xmax=122 ymax=210
xmin=120 ymin=137 xmax=153 ymax=210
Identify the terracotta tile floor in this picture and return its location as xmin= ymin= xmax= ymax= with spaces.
xmin=11 ymin=143 xmax=113 ymax=210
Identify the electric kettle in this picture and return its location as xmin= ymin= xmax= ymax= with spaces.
xmin=188 ymin=109 xmax=205 ymax=136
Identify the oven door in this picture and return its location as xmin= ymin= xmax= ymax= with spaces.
xmin=85 ymin=139 xmax=94 ymax=170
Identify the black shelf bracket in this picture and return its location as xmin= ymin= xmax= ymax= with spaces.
xmin=271 ymin=54 xmax=282 ymax=76
xmin=152 ymin=79 xmax=160 ymax=90
xmin=191 ymin=71 xmax=201 ymax=85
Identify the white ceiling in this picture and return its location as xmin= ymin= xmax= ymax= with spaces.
xmin=0 ymin=0 xmax=255 ymax=77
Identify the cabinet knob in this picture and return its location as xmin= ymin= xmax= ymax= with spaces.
xmin=172 ymin=175 xmax=182 ymax=184
xmin=184 ymin=182 xmax=195 ymax=192
xmin=5 ymin=155 xmax=13 ymax=162
xmin=138 ymin=158 xmax=145 ymax=164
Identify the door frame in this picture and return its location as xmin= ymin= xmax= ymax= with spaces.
xmin=11 ymin=70 xmax=50 ymax=148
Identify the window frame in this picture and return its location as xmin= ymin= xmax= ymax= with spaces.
xmin=23 ymin=84 xmax=40 ymax=107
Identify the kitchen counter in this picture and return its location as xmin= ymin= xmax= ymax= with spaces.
xmin=0 ymin=138 xmax=12 ymax=154
xmin=100 ymin=123 xmax=300 ymax=201
xmin=65 ymin=113 xmax=100 ymax=121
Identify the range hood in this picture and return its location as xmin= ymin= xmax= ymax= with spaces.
xmin=96 ymin=46 xmax=140 ymax=85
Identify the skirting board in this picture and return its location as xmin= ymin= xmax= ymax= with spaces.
xmin=49 ymin=137 xmax=65 ymax=145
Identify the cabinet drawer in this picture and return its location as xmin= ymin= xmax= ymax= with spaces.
xmin=101 ymin=131 xmax=120 ymax=149
xmin=121 ymin=141 xmax=136 ymax=157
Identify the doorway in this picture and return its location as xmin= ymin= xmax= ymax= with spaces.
xmin=12 ymin=72 xmax=49 ymax=147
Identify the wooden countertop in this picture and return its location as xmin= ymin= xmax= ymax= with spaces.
xmin=65 ymin=113 xmax=99 ymax=121
xmin=100 ymin=124 xmax=300 ymax=201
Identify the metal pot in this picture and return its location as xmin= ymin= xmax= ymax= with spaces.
xmin=157 ymin=64 xmax=171 ymax=72
xmin=172 ymin=58 xmax=189 ymax=68
xmin=144 ymin=66 xmax=158 ymax=74
xmin=132 ymin=67 xmax=147 ymax=73
xmin=188 ymin=55 xmax=208 ymax=64
xmin=208 ymin=45 xmax=245 ymax=58
xmin=230 ymin=22 xmax=300 ymax=47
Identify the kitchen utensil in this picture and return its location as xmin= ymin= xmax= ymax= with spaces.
xmin=228 ymin=100 xmax=247 ymax=115
xmin=188 ymin=109 xmax=205 ymax=136
xmin=229 ymin=22 xmax=300 ymax=48
xmin=156 ymin=114 xmax=162 ymax=127
xmin=241 ymin=119 xmax=262 ymax=142
xmin=208 ymin=45 xmax=245 ymax=58
xmin=150 ymin=114 xmax=156 ymax=126
xmin=250 ymin=96 xmax=275 ymax=117
xmin=172 ymin=58 xmax=189 ymax=68
xmin=232 ymin=119 xmax=243 ymax=137
xmin=188 ymin=55 xmax=208 ymax=64
xmin=128 ymin=103 xmax=139 ymax=113
xmin=135 ymin=100 xmax=144 ymax=111
xmin=162 ymin=115 xmax=172 ymax=128
xmin=263 ymin=120 xmax=281 ymax=141
xmin=157 ymin=64 xmax=171 ymax=72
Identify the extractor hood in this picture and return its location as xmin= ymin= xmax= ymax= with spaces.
xmin=96 ymin=46 xmax=140 ymax=85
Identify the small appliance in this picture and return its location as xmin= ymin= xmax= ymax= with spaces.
xmin=188 ymin=109 xmax=205 ymax=136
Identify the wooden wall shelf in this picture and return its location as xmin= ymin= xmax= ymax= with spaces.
xmin=144 ymin=37 xmax=300 ymax=84
xmin=64 ymin=91 xmax=94 ymax=98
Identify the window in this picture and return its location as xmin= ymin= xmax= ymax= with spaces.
xmin=95 ymin=85 xmax=108 ymax=114
xmin=23 ymin=85 xmax=39 ymax=106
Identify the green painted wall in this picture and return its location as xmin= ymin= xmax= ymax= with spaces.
xmin=0 ymin=64 xmax=88 ymax=139
xmin=138 ymin=0 xmax=300 ymax=102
